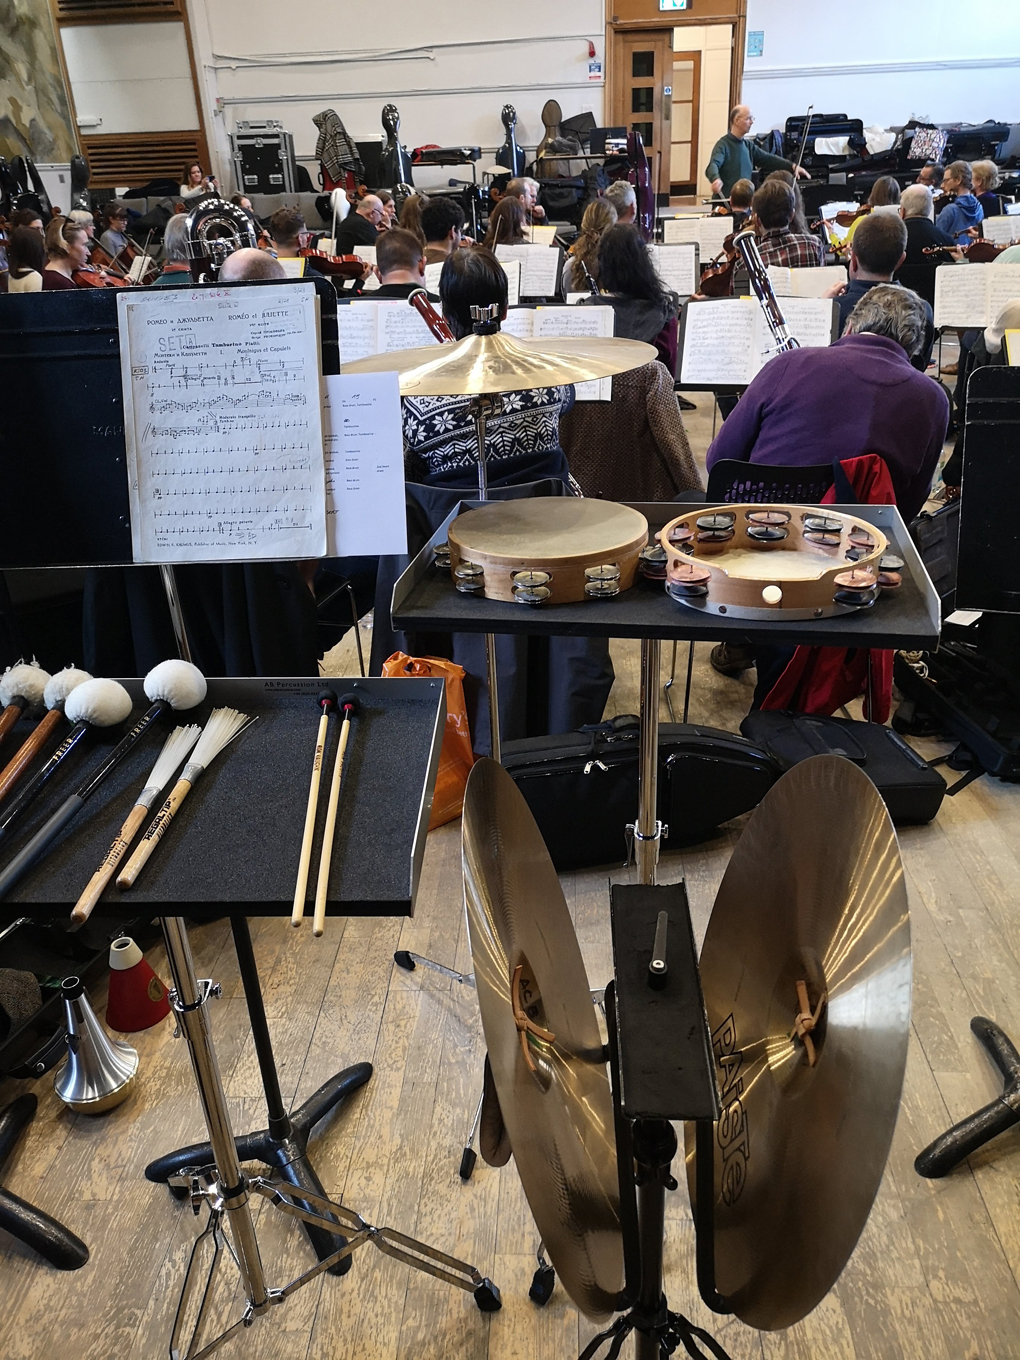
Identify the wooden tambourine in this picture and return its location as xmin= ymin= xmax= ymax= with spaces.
xmin=446 ymin=499 xmax=649 ymax=605
xmin=658 ymin=505 xmax=896 ymax=620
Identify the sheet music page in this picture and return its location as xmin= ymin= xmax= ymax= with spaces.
xmin=934 ymin=264 xmax=991 ymax=327
xmin=696 ymin=216 xmax=733 ymax=255
xmin=791 ymin=265 xmax=848 ymax=298
xmin=648 ymin=244 xmax=698 ymax=297
xmin=527 ymin=224 xmax=557 ymax=246
xmin=1005 ymin=330 xmax=1020 ymax=365
xmin=118 ymin=283 xmax=326 ymax=564
xmin=986 ymin=264 xmax=1020 ymax=327
xmin=337 ymin=302 xmax=380 ymax=364
xmin=495 ymin=244 xmax=560 ymax=297
xmin=662 ymin=217 xmax=700 ymax=245
xmin=983 ymin=218 xmax=1020 ymax=245
xmin=354 ymin=246 xmax=379 ymax=291
xmin=500 ymin=307 xmax=535 ymax=339
xmin=756 ymin=297 xmax=836 ymax=367
xmin=533 ymin=305 xmax=615 ymax=401
xmin=679 ymin=299 xmax=757 ymax=385
xmin=277 ymin=258 xmax=306 ymax=279
xmin=766 ymin=265 xmax=794 ymax=297
xmin=501 ymin=259 xmax=522 ymax=306
xmin=322 ymin=373 xmax=407 ymax=556
xmin=376 ymin=302 xmax=439 ymax=353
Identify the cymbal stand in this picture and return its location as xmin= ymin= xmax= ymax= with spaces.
xmin=157 ymin=915 xmax=500 ymax=1360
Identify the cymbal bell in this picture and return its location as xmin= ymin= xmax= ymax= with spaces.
xmin=686 ymin=754 xmax=911 ymax=1331
xmin=341 ymin=329 xmax=658 ymax=395
xmin=462 ymin=758 xmax=624 ymax=1320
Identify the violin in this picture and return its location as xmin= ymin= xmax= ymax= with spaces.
xmin=932 ymin=190 xmax=956 ymax=216
xmin=923 ymin=239 xmax=1008 ymax=264
xmin=71 ymin=263 xmax=127 ymax=288
xmin=810 ymin=204 xmax=870 ymax=231
xmin=297 ymin=248 xmax=369 ymax=280
xmin=627 ymin=129 xmax=654 ymax=245
xmin=699 ymin=232 xmax=737 ymax=298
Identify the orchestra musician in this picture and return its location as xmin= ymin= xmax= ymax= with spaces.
xmin=744 ymin=180 xmax=824 ymax=268
xmin=150 ymin=213 xmax=193 ymax=285
xmin=369 ymin=228 xmax=439 ymax=299
xmin=376 ymin=189 xmax=397 ymax=229
xmin=916 ymin=163 xmax=944 ymax=190
xmin=560 ymin=199 xmax=617 ymax=297
xmin=729 ymin=178 xmax=754 ymax=230
xmin=706 ymin=105 xmax=807 ymax=199
xmin=578 ymin=223 xmax=679 ymax=371
xmin=895 ymin=185 xmax=957 ymax=309
xmin=41 ymin=217 xmax=88 ymax=289
xmin=97 ymin=201 xmax=131 ymax=261
xmin=6 ymin=225 xmax=45 ymax=292
xmin=336 ymin=194 xmax=384 ymax=254
xmin=482 ymin=197 xmax=528 ymax=250
xmin=9 ymin=207 xmax=44 ymax=233
xmin=972 ymin=161 xmax=1002 ymax=218
xmin=605 ymin=181 xmax=637 ymax=226
xmin=935 ymin=161 xmax=984 ymax=243
xmin=218 ymin=249 xmax=286 ymax=281
xmin=828 ymin=213 xmax=935 ymax=370
xmin=764 ymin=169 xmax=812 ymax=235
xmin=505 ymin=177 xmax=546 ymax=223
xmin=180 ymin=161 xmax=217 ymax=199
xmin=397 ymin=193 xmax=427 ymax=246
xmin=421 ymin=197 xmax=465 ymax=266
xmin=67 ymin=209 xmax=95 ymax=240
xmin=841 ymin=175 xmax=901 ymax=248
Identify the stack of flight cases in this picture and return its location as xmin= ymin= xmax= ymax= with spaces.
xmin=501 ymin=711 xmax=944 ymax=872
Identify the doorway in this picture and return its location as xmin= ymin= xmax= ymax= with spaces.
xmin=669 ymin=51 xmax=701 ymax=197
xmin=611 ymin=29 xmax=673 ymax=200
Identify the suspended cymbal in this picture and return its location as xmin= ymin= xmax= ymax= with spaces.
xmin=463 ymin=758 xmax=624 ymax=1320
xmin=341 ymin=329 xmax=657 ymax=395
xmin=686 ymin=755 xmax=911 ymax=1331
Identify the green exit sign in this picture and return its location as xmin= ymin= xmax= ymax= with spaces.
xmin=659 ymin=0 xmax=690 ymax=9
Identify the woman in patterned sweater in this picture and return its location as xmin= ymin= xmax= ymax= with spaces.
xmin=401 ymin=247 xmax=575 ymax=488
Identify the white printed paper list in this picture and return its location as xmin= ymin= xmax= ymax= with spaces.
xmin=118 ymin=283 xmax=327 ymax=563
xmin=322 ymin=373 xmax=408 ymax=557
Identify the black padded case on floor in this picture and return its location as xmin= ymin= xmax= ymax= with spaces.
xmin=501 ymin=718 xmax=777 ymax=870
xmin=739 ymin=711 xmax=946 ymax=824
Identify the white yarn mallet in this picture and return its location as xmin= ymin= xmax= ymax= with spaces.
xmin=312 ymin=692 xmax=359 ymax=937
xmin=292 ymin=690 xmax=337 ymax=928
xmin=0 ymin=661 xmax=51 ymax=747
xmin=72 ymin=723 xmax=202 ymax=923
xmin=116 ymin=708 xmax=253 ymax=890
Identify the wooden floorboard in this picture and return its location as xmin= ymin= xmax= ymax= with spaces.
xmin=4 ymin=385 xmax=1020 ymax=1358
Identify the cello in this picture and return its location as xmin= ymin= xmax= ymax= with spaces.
xmin=627 ymin=130 xmax=654 ymax=244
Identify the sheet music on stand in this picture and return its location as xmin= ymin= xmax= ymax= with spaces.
xmin=980 ymin=218 xmax=1020 ymax=246
xmin=663 ymin=215 xmax=732 ymax=255
xmin=322 ymin=372 xmax=407 ymax=556
xmin=646 ymin=243 xmax=699 ymax=298
xmin=767 ymin=264 xmax=848 ymax=298
xmin=494 ymin=244 xmax=562 ymax=298
xmin=934 ymin=263 xmax=1020 ymax=328
xmin=423 ymin=258 xmax=521 ymax=304
xmin=337 ymin=301 xmax=439 ymax=363
xmin=117 ymin=283 xmax=327 ymax=564
xmin=500 ymin=305 xmax=616 ymax=400
xmin=678 ymin=296 xmax=837 ymax=387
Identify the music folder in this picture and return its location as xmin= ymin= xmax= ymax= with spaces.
xmin=677 ymin=296 xmax=839 ymax=388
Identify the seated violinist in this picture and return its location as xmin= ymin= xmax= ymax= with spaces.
xmin=729 ymin=178 xmax=754 ymax=230
xmin=97 ymin=200 xmax=131 ymax=264
xmin=267 ymin=207 xmax=308 ymax=259
xmin=746 ymin=180 xmax=824 ymax=268
xmin=376 ymin=189 xmax=397 ymax=229
xmin=421 ymin=197 xmax=465 ymax=266
xmin=335 ymin=194 xmax=383 ymax=254
xmin=482 ymin=197 xmax=527 ymax=249
xmin=935 ymin=161 xmax=984 ymax=243
xmin=916 ymin=163 xmax=943 ymax=190
xmin=895 ymin=185 xmax=956 ymax=309
xmin=41 ymin=217 xmax=88 ymax=289
xmin=830 ymin=213 xmax=935 ymax=371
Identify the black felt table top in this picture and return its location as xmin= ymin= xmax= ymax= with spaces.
xmin=392 ymin=502 xmax=940 ymax=651
xmin=0 ymin=677 xmax=445 ymax=921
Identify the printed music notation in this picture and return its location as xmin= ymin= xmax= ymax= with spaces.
xmin=117 ymin=284 xmax=327 ymax=563
xmin=679 ymin=296 xmax=838 ymax=386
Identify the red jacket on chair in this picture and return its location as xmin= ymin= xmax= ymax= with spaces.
xmin=760 ymin=454 xmax=896 ymax=722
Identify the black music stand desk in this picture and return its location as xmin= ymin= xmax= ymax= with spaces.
xmin=0 ymin=675 xmax=446 ymax=1273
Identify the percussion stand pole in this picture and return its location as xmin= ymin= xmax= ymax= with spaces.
xmin=470 ymin=393 xmax=502 ymax=762
xmin=634 ymin=639 xmax=663 ymax=886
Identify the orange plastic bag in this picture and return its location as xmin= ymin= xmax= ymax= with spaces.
xmin=382 ymin=652 xmax=475 ymax=829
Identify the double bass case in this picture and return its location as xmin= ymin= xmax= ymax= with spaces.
xmin=500 ymin=716 xmax=777 ymax=870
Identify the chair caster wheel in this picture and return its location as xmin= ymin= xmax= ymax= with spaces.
xmin=394 ymin=950 xmax=416 ymax=971
xmin=529 ymin=1262 xmax=555 ymax=1306
xmin=473 ymin=1278 xmax=502 ymax=1312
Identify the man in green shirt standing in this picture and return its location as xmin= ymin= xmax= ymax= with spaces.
xmin=706 ymin=105 xmax=807 ymax=199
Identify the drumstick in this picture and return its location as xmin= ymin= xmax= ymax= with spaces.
xmin=116 ymin=708 xmax=253 ymax=890
xmin=71 ymin=723 xmax=201 ymax=924
xmin=0 ymin=661 xmax=207 ymax=901
xmin=0 ymin=668 xmax=91 ymax=808
xmin=292 ymin=690 xmax=337 ymax=928
xmin=0 ymin=662 xmax=50 ymax=749
xmin=312 ymin=693 xmax=358 ymax=937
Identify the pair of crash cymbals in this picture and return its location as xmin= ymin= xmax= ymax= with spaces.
xmin=462 ymin=754 xmax=911 ymax=1331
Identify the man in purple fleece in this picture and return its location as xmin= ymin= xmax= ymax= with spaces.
xmin=706 ymin=284 xmax=949 ymax=678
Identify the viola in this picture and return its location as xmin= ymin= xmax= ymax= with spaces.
xmin=297 ymin=248 xmax=369 ymax=280
xmin=627 ymin=130 xmax=654 ymax=245
xmin=932 ymin=190 xmax=957 ymax=216
xmin=923 ymin=239 xmax=1009 ymax=264
xmin=699 ymin=232 xmax=737 ymax=298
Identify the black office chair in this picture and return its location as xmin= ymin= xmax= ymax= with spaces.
xmin=705 ymin=458 xmax=835 ymax=504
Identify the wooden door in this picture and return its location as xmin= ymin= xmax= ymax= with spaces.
xmin=669 ymin=51 xmax=701 ymax=197
xmin=612 ymin=29 xmax=673 ymax=199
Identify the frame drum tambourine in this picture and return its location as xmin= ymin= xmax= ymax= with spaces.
xmin=658 ymin=505 xmax=894 ymax=620
xmin=446 ymin=499 xmax=649 ymax=605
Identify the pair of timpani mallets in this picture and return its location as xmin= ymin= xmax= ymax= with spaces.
xmin=292 ymin=689 xmax=358 ymax=936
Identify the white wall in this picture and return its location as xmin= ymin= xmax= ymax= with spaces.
xmin=743 ymin=0 xmax=1020 ymax=130
xmin=61 ymin=22 xmax=200 ymax=134
xmin=185 ymin=0 xmax=605 ymax=190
